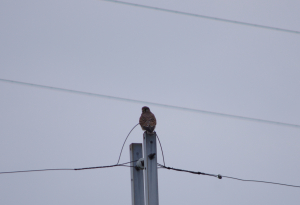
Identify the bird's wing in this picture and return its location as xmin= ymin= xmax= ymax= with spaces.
xmin=139 ymin=115 xmax=147 ymax=126
xmin=148 ymin=113 xmax=156 ymax=126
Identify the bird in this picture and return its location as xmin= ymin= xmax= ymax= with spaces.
xmin=139 ymin=106 xmax=156 ymax=134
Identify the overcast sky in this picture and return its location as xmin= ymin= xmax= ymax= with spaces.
xmin=1 ymin=0 xmax=300 ymax=204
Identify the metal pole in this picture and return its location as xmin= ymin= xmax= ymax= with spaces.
xmin=143 ymin=132 xmax=159 ymax=205
xmin=130 ymin=143 xmax=145 ymax=205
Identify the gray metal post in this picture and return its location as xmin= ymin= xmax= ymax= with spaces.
xmin=130 ymin=143 xmax=145 ymax=205
xmin=143 ymin=132 xmax=159 ymax=205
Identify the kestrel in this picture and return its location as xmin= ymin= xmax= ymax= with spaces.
xmin=139 ymin=106 xmax=156 ymax=134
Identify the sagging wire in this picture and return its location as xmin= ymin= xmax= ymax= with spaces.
xmin=157 ymin=163 xmax=300 ymax=188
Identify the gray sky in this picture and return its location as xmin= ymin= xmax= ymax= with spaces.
xmin=1 ymin=0 xmax=300 ymax=204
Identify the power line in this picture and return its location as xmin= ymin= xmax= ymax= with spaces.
xmin=1 ymin=157 xmax=299 ymax=189
xmin=102 ymin=0 xmax=300 ymax=35
xmin=2 ymin=162 xmax=299 ymax=189
xmin=156 ymin=133 xmax=166 ymax=167
xmin=1 ymin=78 xmax=299 ymax=128
xmin=157 ymin=163 xmax=300 ymax=188
xmin=0 ymin=161 xmax=135 ymax=174
xmin=157 ymin=163 xmax=220 ymax=178
xmin=116 ymin=123 xmax=166 ymax=167
xmin=117 ymin=123 xmax=139 ymax=164
xmin=222 ymin=175 xmax=300 ymax=188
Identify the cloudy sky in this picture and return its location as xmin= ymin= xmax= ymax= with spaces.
xmin=1 ymin=0 xmax=300 ymax=204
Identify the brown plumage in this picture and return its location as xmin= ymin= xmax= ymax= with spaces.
xmin=139 ymin=106 xmax=156 ymax=134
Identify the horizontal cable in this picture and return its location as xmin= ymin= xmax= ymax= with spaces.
xmin=1 ymin=78 xmax=299 ymax=128
xmin=0 ymin=161 xmax=135 ymax=174
xmin=102 ymin=0 xmax=300 ymax=35
xmin=157 ymin=163 xmax=219 ymax=178
xmin=222 ymin=175 xmax=300 ymax=188
xmin=158 ymin=163 xmax=300 ymax=188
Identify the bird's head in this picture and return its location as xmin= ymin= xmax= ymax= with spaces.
xmin=142 ymin=106 xmax=150 ymax=113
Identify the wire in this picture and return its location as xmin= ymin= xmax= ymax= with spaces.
xmin=116 ymin=125 xmax=165 ymax=166
xmin=157 ymin=163 xmax=219 ymax=178
xmin=0 ymin=161 xmax=136 ymax=174
xmin=117 ymin=123 xmax=139 ymax=164
xmin=158 ymin=163 xmax=300 ymax=188
xmin=0 ymin=168 xmax=74 ymax=174
xmin=118 ymin=165 xmax=135 ymax=167
xmin=156 ymin=133 xmax=166 ymax=166
xmin=102 ymin=0 xmax=300 ymax=35
xmin=1 ymin=78 xmax=299 ymax=128
xmin=222 ymin=175 xmax=300 ymax=188
xmin=2 ymin=161 xmax=299 ymax=189
xmin=74 ymin=161 xmax=134 ymax=170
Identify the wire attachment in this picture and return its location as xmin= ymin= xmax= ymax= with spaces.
xmin=136 ymin=158 xmax=145 ymax=170
xmin=148 ymin=153 xmax=156 ymax=160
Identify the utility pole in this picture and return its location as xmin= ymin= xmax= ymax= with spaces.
xmin=130 ymin=132 xmax=159 ymax=205
xmin=143 ymin=132 xmax=159 ymax=205
xmin=130 ymin=143 xmax=145 ymax=205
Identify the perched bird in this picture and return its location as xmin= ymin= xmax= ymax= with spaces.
xmin=139 ymin=106 xmax=156 ymax=134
